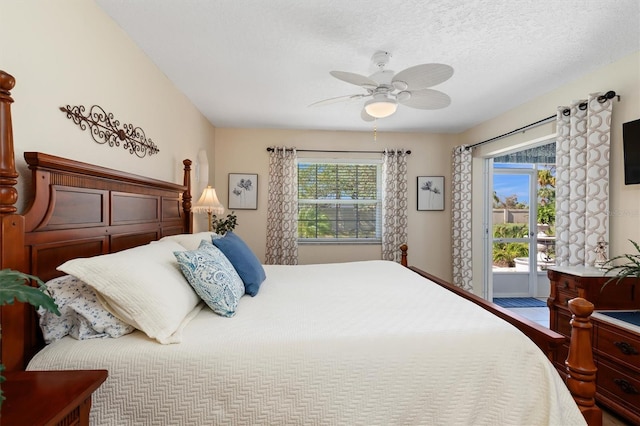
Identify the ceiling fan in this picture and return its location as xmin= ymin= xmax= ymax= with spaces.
xmin=310 ymin=51 xmax=453 ymax=121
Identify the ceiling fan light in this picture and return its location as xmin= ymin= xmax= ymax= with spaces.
xmin=364 ymin=98 xmax=398 ymax=118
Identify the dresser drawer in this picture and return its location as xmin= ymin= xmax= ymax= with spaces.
xmin=554 ymin=275 xmax=579 ymax=294
xmin=596 ymin=358 xmax=640 ymax=417
xmin=556 ymin=309 xmax=573 ymax=337
xmin=595 ymin=323 xmax=640 ymax=372
xmin=556 ymin=289 xmax=578 ymax=308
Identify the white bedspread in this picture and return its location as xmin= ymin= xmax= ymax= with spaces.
xmin=28 ymin=260 xmax=585 ymax=425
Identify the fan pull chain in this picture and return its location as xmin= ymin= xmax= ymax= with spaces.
xmin=373 ymin=121 xmax=377 ymax=142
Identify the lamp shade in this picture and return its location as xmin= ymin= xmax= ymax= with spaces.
xmin=364 ymin=96 xmax=398 ymax=118
xmin=193 ymin=186 xmax=224 ymax=215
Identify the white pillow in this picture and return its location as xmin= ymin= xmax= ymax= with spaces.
xmin=159 ymin=232 xmax=219 ymax=251
xmin=38 ymin=275 xmax=135 ymax=343
xmin=57 ymin=240 xmax=200 ymax=344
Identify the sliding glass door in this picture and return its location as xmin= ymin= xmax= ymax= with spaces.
xmin=492 ymin=167 xmax=536 ymax=296
xmin=484 ymin=141 xmax=557 ymax=300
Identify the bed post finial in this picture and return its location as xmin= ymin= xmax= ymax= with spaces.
xmin=0 ymin=70 xmax=18 ymax=214
xmin=182 ymin=159 xmax=193 ymax=233
xmin=566 ymin=297 xmax=602 ymax=426
xmin=400 ymin=244 xmax=408 ymax=267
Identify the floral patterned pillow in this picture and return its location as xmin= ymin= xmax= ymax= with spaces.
xmin=38 ymin=275 xmax=135 ymax=343
xmin=174 ymin=240 xmax=245 ymax=317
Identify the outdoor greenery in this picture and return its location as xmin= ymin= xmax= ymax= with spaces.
xmin=492 ymin=223 xmax=530 ymax=267
xmin=492 ymin=167 xmax=556 ymax=268
xmin=493 ymin=242 xmax=529 ymax=268
xmin=537 ymin=168 xmax=556 ymax=227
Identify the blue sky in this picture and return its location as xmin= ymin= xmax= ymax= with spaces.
xmin=494 ymin=174 xmax=530 ymax=205
xmin=494 ymin=163 xmax=533 ymax=205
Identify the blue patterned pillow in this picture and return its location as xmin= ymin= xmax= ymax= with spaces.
xmin=174 ymin=240 xmax=245 ymax=317
xmin=212 ymin=231 xmax=266 ymax=296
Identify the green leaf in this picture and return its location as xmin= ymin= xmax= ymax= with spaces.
xmin=0 ymin=269 xmax=60 ymax=315
xmin=601 ymin=240 xmax=640 ymax=289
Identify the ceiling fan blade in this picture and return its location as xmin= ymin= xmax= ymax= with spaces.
xmin=361 ymin=108 xmax=375 ymax=122
xmin=330 ymin=71 xmax=378 ymax=89
xmin=392 ymin=64 xmax=454 ymax=90
xmin=308 ymin=93 xmax=366 ymax=107
xmin=397 ymin=89 xmax=451 ymax=110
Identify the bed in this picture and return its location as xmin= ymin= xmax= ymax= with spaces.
xmin=0 ymin=69 xmax=599 ymax=425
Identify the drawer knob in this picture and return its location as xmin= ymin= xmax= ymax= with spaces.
xmin=562 ymin=280 xmax=569 ymax=289
xmin=613 ymin=378 xmax=640 ymax=395
xmin=614 ymin=341 xmax=639 ymax=356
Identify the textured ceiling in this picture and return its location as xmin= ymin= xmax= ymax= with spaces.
xmin=95 ymin=0 xmax=640 ymax=133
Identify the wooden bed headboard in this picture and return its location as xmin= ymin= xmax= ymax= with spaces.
xmin=0 ymin=70 xmax=193 ymax=371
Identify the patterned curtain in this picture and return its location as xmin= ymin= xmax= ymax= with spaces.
xmin=265 ymin=147 xmax=298 ymax=265
xmin=451 ymin=145 xmax=473 ymax=291
xmin=381 ymin=149 xmax=408 ymax=262
xmin=555 ymin=93 xmax=613 ymax=267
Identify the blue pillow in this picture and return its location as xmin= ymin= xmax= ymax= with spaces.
xmin=212 ymin=232 xmax=266 ymax=296
xmin=174 ymin=240 xmax=245 ymax=317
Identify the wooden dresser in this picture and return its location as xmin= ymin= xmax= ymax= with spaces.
xmin=547 ymin=266 xmax=639 ymax=424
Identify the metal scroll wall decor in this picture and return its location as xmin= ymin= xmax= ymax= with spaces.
xmin=60 ymin=104 xmax=160 ymax=158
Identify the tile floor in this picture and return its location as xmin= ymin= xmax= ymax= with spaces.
xmin=507 ymin=305 xmax=549 ymax=328
xmin=504 ymin=303 xmax=632 ymax=426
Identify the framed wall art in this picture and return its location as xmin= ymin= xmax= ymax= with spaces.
xmin=417 ymin=176 xmax=444 ymax=211
xmin=228 ymin=173 xmax=258 ymax=210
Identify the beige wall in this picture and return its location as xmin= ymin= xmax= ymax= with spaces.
xmin=1 ymin=0 xmax=217 ymax=232
xmin=2 ymin=1 xmax=637 ymax=287
xmin=214 ymin=128 xmax=457 ymax=278
xmin=461 ymin=51 xmax=640 ymax=295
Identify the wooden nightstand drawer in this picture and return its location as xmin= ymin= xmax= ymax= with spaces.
xmin=596 ymin=358 xmax=640 ymax=418
xmin=596 ymin=324 xmax=640 ymax=371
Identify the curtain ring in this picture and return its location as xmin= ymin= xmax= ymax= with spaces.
xmin=597 ymin=90 xmax=616 ymax=103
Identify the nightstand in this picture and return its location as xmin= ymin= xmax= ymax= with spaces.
xmin=1 ymin=370 xmax=107 ymax=426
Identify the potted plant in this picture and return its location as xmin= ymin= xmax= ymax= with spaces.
xmin=0 ymin=269 xmax=59 ymax=408
xmin=211 ymin=211 xmax=237 ymax=235
xmin=601 ymin=239 xmax=640 ymax=288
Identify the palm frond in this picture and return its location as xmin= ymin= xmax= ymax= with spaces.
xmin=601 ymin=240 xmax=640 ymax=289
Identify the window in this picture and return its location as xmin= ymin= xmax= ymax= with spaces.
xmin=297 ymin=159 xmax=382 ymax=242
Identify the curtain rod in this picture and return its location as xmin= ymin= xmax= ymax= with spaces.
xmin=467 ymin=90 xmax=618 ymax=150
xmin=266 ymin=147 xmax=411 ymax=155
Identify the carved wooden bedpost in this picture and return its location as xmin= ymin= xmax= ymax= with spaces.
xmin=566 ymin=298 xmax=602 ymax=426
xmin=182 ymin=159 xmax=193 ymax=233
xmin=0 ymin=70 xmax=26 ymax=270
xmin=0 ymin=70 xmax=29 ymax=371
xmin=0 ymin=71 xmax=18 ymax=214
